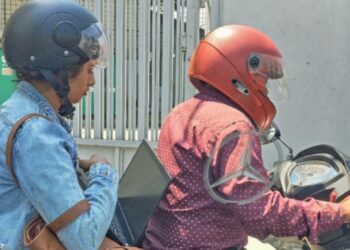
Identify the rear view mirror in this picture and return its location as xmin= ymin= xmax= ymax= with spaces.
xmin=259 ymin=122 xmax=281 ymax=145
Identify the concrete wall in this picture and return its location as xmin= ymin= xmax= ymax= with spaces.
xmin=213 ymin=0 xmax=350 ymax=163
xmin=76 ymin=139 xmax=158 ymax=175
xmin=77 ymin=143 xmax=137 ymax=175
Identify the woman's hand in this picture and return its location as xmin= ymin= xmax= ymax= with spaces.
xmin=79 ymin=154 xmax=110 ymax=171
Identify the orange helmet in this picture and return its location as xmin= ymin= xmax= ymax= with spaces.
xmin=188 ymin=25 xmax=286 ymax=131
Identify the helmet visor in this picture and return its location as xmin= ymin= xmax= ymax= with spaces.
xmin=248 ymin=52 xmax=289 ymax=100
xmin=78 ymin=22 xmax=109 ymax=68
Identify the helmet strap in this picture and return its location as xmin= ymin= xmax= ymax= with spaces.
xmin=58 ymin=97 xmax=75 ymax=119
xmin=39 ymin=68 xmax=75 ymax=119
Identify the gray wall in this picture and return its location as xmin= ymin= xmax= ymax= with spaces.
xmin=215 ymin=0 xmax=350 ymax=162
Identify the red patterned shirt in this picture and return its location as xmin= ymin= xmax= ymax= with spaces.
xmin=143 ymin=88 xmax=345 ymax=249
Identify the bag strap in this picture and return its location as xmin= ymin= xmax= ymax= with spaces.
xmin=48 ymin=199 xmax=90 ymax=232
xmin=5 ymin=113 xmax=90 ymax=232
xmin=6 ymin=113 xmax=50 ymax=185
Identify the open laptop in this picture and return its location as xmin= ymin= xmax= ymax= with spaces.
xmin=107 ymin=139 xmax=171 ymax=247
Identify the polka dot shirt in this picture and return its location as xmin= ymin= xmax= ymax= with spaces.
xmin=143 ymin=89 xmax=345 ymax=250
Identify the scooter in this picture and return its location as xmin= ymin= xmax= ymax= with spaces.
xmin=265 ymin=124 xmax=350 ymax=250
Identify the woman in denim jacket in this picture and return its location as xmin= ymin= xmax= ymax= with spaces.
xmin=0 ymin=1 xmax=118 ymax=249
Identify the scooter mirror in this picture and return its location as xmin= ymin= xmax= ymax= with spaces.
xmin=259 ymin=122 xmax=281 ymax=145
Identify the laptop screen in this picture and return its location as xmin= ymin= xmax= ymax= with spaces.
xmin=116 ymin=139 xmax=171 ymax=246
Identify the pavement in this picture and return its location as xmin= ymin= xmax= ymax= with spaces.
xmin=246 ymin=236 xmax=308 ymax=250
xmin=246 ymin=237 xmax=276 ymax=250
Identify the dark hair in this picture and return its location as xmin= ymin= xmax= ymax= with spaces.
xmin=13 ymin=63 xmax=85 ymax=83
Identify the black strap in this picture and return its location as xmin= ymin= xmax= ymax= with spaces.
xmin=39 ymin=69 xmax=68 ymax=98
xmin=39 ymin=68 xmax=75 ymax=119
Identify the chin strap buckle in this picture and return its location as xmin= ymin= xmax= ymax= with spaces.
xmin=59 ymin=98 xmax=75 ymax=119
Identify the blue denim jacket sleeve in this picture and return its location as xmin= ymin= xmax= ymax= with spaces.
xmin=12 ymin=117 xmax=118 ymax=249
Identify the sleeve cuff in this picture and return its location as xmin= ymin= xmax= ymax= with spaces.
xmin=88 ymin=163 xmax=118 ymax=181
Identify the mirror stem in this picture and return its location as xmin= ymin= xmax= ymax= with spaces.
xmin=277 ymin=137 xmax=293 ymax=160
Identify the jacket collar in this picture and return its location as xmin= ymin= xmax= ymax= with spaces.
xmin=17 ymin=81 xmax=72 ymax=132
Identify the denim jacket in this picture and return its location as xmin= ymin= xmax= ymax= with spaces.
xmin=0 ymin=82 xmax=118 ymax=250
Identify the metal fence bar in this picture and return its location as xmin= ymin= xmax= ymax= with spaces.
xmin=86 ymin=91 xmax=93 ymax=138
xmin=105 ymin=0 xmax=113 ymax=140
xmin=72 ymin=99 xmax=81 ymax=138
xmin=137 ymin=0 xmax=150 ymax=140
xmin=150 ymin=0 xmax=157 ymax=141
xmin=131 ymin=0 xmax=137 ymax=140
xmin=161 ymin=0 xmax=175 ymax=124
xmin=185 ymin=0 xmax=200 ymax=100
xmin=85 ymin=0 xmax=91 ymax=9
xmin=76 ymin=0 xmax=90 ymax=139
xmin=126 ymin=0 xmax=136 ymax=141
xmin=76 ymin=0 xmax=86 ymax=138
xmin=181 ymin=1 xmax=187 ymax=102
xmin=127 ymin=0 xmax=131 ymax=140
xmin=91 ymin=0 xmax=103 ymax=139
xmin=115 ymin=0 xmax=126 ymax=140
xmin=154 ymin=0 xmax=161 ymax=140
xmin=110 ymin=0 xmax=117 ymax=140
xmin=174 ymin=1 xmax=181 ymax=108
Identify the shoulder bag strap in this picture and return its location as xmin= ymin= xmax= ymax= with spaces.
xmin=5 ymin=113 xmax=90 ymax=231
xmin=6 ymin=113 xmax=50 ymax=185
xmin=48 ymin=199 xmax=90 ymax=232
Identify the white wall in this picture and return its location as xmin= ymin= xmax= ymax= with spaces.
xmin=76 ymin=139 xmax=158 ymax=175
xmin=214 ymin=0 xmax=350 ymax=161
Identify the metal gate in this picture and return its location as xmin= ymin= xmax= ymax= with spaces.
xmin=0 ymin=0 xmax=208 ymax=171
xmin=72 ymin=0 xmax=206 ymax=142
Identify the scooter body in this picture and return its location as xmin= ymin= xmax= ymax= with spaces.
xmin=271 ymin=144 xmax=350 ymax=250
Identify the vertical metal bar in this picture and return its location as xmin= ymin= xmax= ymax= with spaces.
xmin=179 ymin=5 xmax=185 ymax=105
xmin=154 ymin=0 xmax=161 ymax=140
xmin=126 ymin=0 xmax=131 ymax=140
xmin=80 ymin=0 xmax=86 ymax=8
xmin=105 ymin=0 xmax=113 ymax=139
xmin=111 ymin=0 xmax=116 ymax=140
xmin=86 ymin=0 xmax=91 ymax=10
xmin=209 ymin=0 xmax=221 ymax=30
xmin=204 ymin=0 xmax=211 ymax=33
xmin=85 ymin=93 xmax=91 ymax=138
xmin=114 ymin=147 xmax=123 ymax=174
xmin=72 ymin=2 xmax=85 ymax=139
xmin=150 ymin=0 xmax=158 ymax=141
xmin=161 ymin=0 xmax=174 ymax=124
xmin=137 ymin=0 xmax=150 ymax=140
xmin=181 ymin=1 xmax=187 ymax=101
xmin=174 ymin=0 xmax=182 ymax=105
xmin=92 ymin=0 xmax=103 ymax=139
xmin=131 ymin=0 xmax=137 ymax=140
xmin=115 ymin=0 xmax=126 ymax=140
xmin=0 ymin=0 xmax=2 ymax=38
xmin=72 ymin=103 xmax=81 ymax=138
xmin=127 ymin=0 xmax=134 ymax=140
xmin=101 ymin=1 xmax=107 ymax=139
xmin=185 ymin=0 xmax=200 ymax=100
